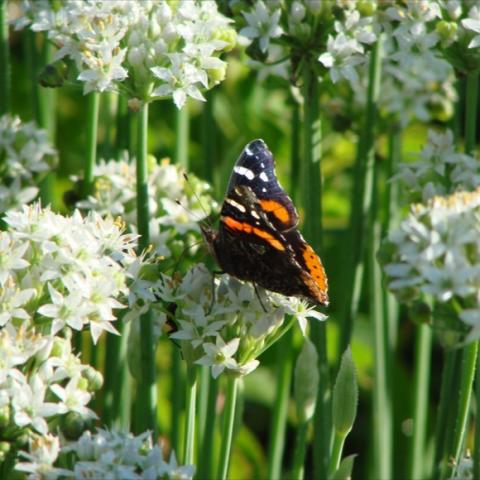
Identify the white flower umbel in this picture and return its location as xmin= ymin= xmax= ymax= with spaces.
xmin=382 ymin=188 xmax=480 ymax=344
xmin=159 ymin=264 xmax=327 ymax=379
xmin=62 ymin=428 xmax=195 ymax=480
xmin=392 ymin=129 xmax=480 ymax=203
xmin=73 ymin=153 xmax=215 ymax=259
xmin=0 ymin=114 xmax=56 ymax=213
xmin=17 ymin=0 xmax=235 ymax=107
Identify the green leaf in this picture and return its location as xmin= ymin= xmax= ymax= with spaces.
xmin=332 ymin=347 xmax=358 ymax=436
xmin=329 ymin=454 xmax=357 ymax=480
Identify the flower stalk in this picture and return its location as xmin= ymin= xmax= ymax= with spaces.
xmin=135 ymin=102 xmax=157 ymax=434
xmin=83 ymin=92 xmax=100 ymax=197
xmin=183 ymin=370 xmax=197 ymax=465
xmin=217 ymin=376 xmax=239 ymax=480
xmin=175 ymin=104 xmax=189 ymax=168
xmin=0 ymin=0 xmax=10 ymax=115
xmin=291 ymin=421 xmax=308 ymax=480
xmin=464 ymin=69 xmax=479 ymax=156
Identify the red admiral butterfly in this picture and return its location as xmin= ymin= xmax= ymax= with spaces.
xmin=201 ymin=139 xmax=328 ymax=306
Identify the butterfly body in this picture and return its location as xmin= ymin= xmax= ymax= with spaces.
xmin=202 ymin=139 xmax=328 ymax=306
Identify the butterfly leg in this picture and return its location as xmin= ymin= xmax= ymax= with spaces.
xmin=253 ymin=282 xmax=268 ymax=313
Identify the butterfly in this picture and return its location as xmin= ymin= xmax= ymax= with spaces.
xmin=201 ymin=139 xmax=328 ymax=306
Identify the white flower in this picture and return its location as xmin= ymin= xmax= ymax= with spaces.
xmin=462 ymin=6 xmax=480 ymax=48
xmin=50 ymin=375 xmax=97 ymax=420
xmin=240 ymin=1 xmax=283 ymax=53
xmin=196 ymin=336 xmax=240 ymax=378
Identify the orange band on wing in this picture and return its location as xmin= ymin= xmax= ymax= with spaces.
xmin=302 ymin=244 xmax=328 ymax=291
xmin=260 ymin=199 xmax=290 ymax=224
xmin=222 ymin=216 xmax=285 ymax=251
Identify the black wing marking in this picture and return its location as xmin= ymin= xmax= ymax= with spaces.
xmin=224 ymin=139 xmax=298 ymax=231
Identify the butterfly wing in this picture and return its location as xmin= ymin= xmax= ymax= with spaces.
xmin=224 ymin=139 xmax=298 ymax=232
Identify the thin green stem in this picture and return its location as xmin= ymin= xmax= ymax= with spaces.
xmin=171 ymin=347 xmax=183 ymax=454
xmin=328 ymin=431 xmax=346 ymax=476
xmin=408 ymin=323 xmax=433 ymax=480
xmin=197 ymin=372 xmax=218 ymax=480
xmin=183 ymin=373 xmax=197 ymax=465
xmin=290 ymin=99 xmax=301 ymax=202
xmin=363 ymin=38 xmax=391 ymax=480
xmin=115 ymin=94 xmax=131 ymax=154
xmin=135 ymin=102 xmax=156 ymax=434
xmin=0 ymin=0 xmax=11 ymax=115
xmin=267 ymin=328 xmax=294 ymax=479
xmin=217 ymin=376 xmax=239 ymax=480
xmin=291 ymin=421 xmax=308 ymax=480
xmin=197 ymin=366 xmax=210 ymax=456
xmin=474 ymin=354 xmax=480 ymax=479
xmin=446 ymin=342 xmax=478 ymax=478
xmin=201 ymin=91 xmax=215 ymax=184
xmin=434 ymin=349 xmax=460 ymax=477
xmin=301 ymin=65 xmax=331 ymax=480
xmin=464 ymin=70 xmax=479 ymax=156
xmin=175 ymin=104 xmax=189 ymax=168
xmin=83 ymin=92 xmax=100 ymax=197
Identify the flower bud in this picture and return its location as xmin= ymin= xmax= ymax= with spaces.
xmin=358 ymin=1 xmax=377 ymax=16
xmin=149 ymin=17 xmax=161 ymax=38
xmin=61 ymin=411 xmax=86 ymax=440
xmin=291 ymin=1 xmax=306 ymax=23
xmin=0 ymin=441 xmax=11 ymax=462
xmin=77 ymin=376 xmax=89 ymax=391
xmin=214 ymin=28 xmax=237 ymax=52
xmin=83 ymin=366 xmax=103 ymax=391
xmin=332 ymin=347 xmax=358 ymax=436
xmin=51 ymin=337 xmax=69 ymax=358
xmin=128 ymin=46 xmax=145 ymax=68
xmin=294 ymin=338 xmax=319 ymax=423
xmin=209 ymin=66 xmax=227 ymax=86
xmin=305 ymin=0 xmax=322 ymax=15
xmin=435 ymin=20 xmax=457 ymax=45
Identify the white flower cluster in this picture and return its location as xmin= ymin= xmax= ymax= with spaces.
xmin=392 ymin=129 xmax=480 ymax=203
xmin=382 ymin=188 xmax=480 ymax=343
xmin=16 ymin=0 xmax=235 ymax=107
xmin=1 ymin=203 xmax=159 ymax=343
xmin=0 ymin=114 xmax=56 ymax=213
xmin=234 ymin=0 xmax=377 ymax=84
xmin=73 ymin=153 xmax=215 ymax=259
xmin=158 ymin=264 xmax=326 ymax=379
xmin=16 ymin=428 xmax=194 ymax=479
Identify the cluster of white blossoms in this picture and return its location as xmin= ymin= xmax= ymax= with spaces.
xmin=234 ymin=0 xmax=377 ymax=83
xmin=1 ymin=203 xmax=160 ymax=343
xmin=15 ymin=0 xmax=236 ymax=107
xmin=16 ymin=428 xmax=193 ymax=480
xmin=157 ymin=264 xmax=326 ymax=379
xmin=382 ymin=188 xmax=480 ymax=344
xmin=0 ymin=114 xmax=56 ymax=213
xmin=73 ymin=153 xmax=215 ymax=260
xmin=392 ymin=129 xmax=480 ymax=203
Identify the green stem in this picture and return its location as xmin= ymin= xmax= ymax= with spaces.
xmin=338 ymin=40 xmax=383 ymax=353
xmin=301 ymin=65 xmax=331 ymax=480
xmin=135 ymin=102 xmax=156 ymax=434
xmin=474 ymin=354 xmax=480 ymax=479
xmin=201 ymin=91 xmax=215 ymax=184
xmin=446 ymin=342 xmax=478 ymax=478
xmin=0 ymin=0 xmax=11 ymax=115
xmin=267 ymin=328 xmax=294 ymax=479
xmin=291 ymin=421 xmax=308 ymax=480
xmin=362 ymin=38 xmax=391 ymax=480
xmin=197 ymin=371 xmax=218 ymax=479
xmin=290 ymin=99 xmax=301 ymax=202
xmin=328 ymin=431 xmax=346 ymax=476
xmin=184 ymin=372 xmax=197 ymax=465
xmin=83 ymin=92 xmax=100 ymax=197
xmin=171 ymin=347 xmax=183 ymax=454
xmin=464 ymin=69 xmax=479 ymax=156
xmin=217 ymin=376 xmax=239 ymax=480
xmin=115 ymin=94 xmax=131 ymax=154
xmin=434 ymin=349 xmax=460 ymax=477
xmin=175 ymin=104 xmax=189 ymax=168
xmin=408 ymin=323 xmax=433 ymax=480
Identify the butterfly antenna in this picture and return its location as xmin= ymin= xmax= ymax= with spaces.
xmin=182 ymin=172 xmax=214 ymax=228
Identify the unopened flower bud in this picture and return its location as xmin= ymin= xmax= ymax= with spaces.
xmin=0 ymin=441 xmax=11 ymax=462
xmin=77 ymin=377 xmax=89 ymax=391
xmin=83 ymin=366 xmax=103 ymax=391
xmin=163 ymin=24 xmax=177 ymax=43
xmin=61 ymin=411 xmax=86 ymax=440
xmin=294 ymin=338 xmax=319 ymax=423
xmin=332 ymin=348 xmax=358 ymax=436
xmin=357 ymin=1 xmax=377 ymax=16
xmin=209 ymin=66 xmax=227 ymax=85
xmin=436 ymin=20 xmax=457 ymax=44
xmin=0 ymin=405 xmax=10 ymax=428
xmin=291 ymin=1 xmax=306 ymax=23
xmin=128 ymin=46 xmax=144 ymax=68
xmin=51 ymin=337 xmax=68 ymax=358
xmin=214 ymin=28 xmax=237 ymax=52
xmin=128 ymin=30 xmax=142 ymax=47
xmin=149 ymin=17 xmax=161 ymax=38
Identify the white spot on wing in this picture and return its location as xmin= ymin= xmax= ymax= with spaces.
xmin=225 ymin=197 xmax=246 ymax=212
xmin=245 ymin=146 xmax=253 ymax=155
xmin=262 ymin=187 xmax=267 ymax=192
xmin=260 ymin=163 xmax=265 ymax=168
xmin=234 ymin=165 xmax=255 ymax=180
xmin=251 ymin=210 xmax=260 ymax=219
xmin=259 ymin=172 xmax=269 ymax=182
